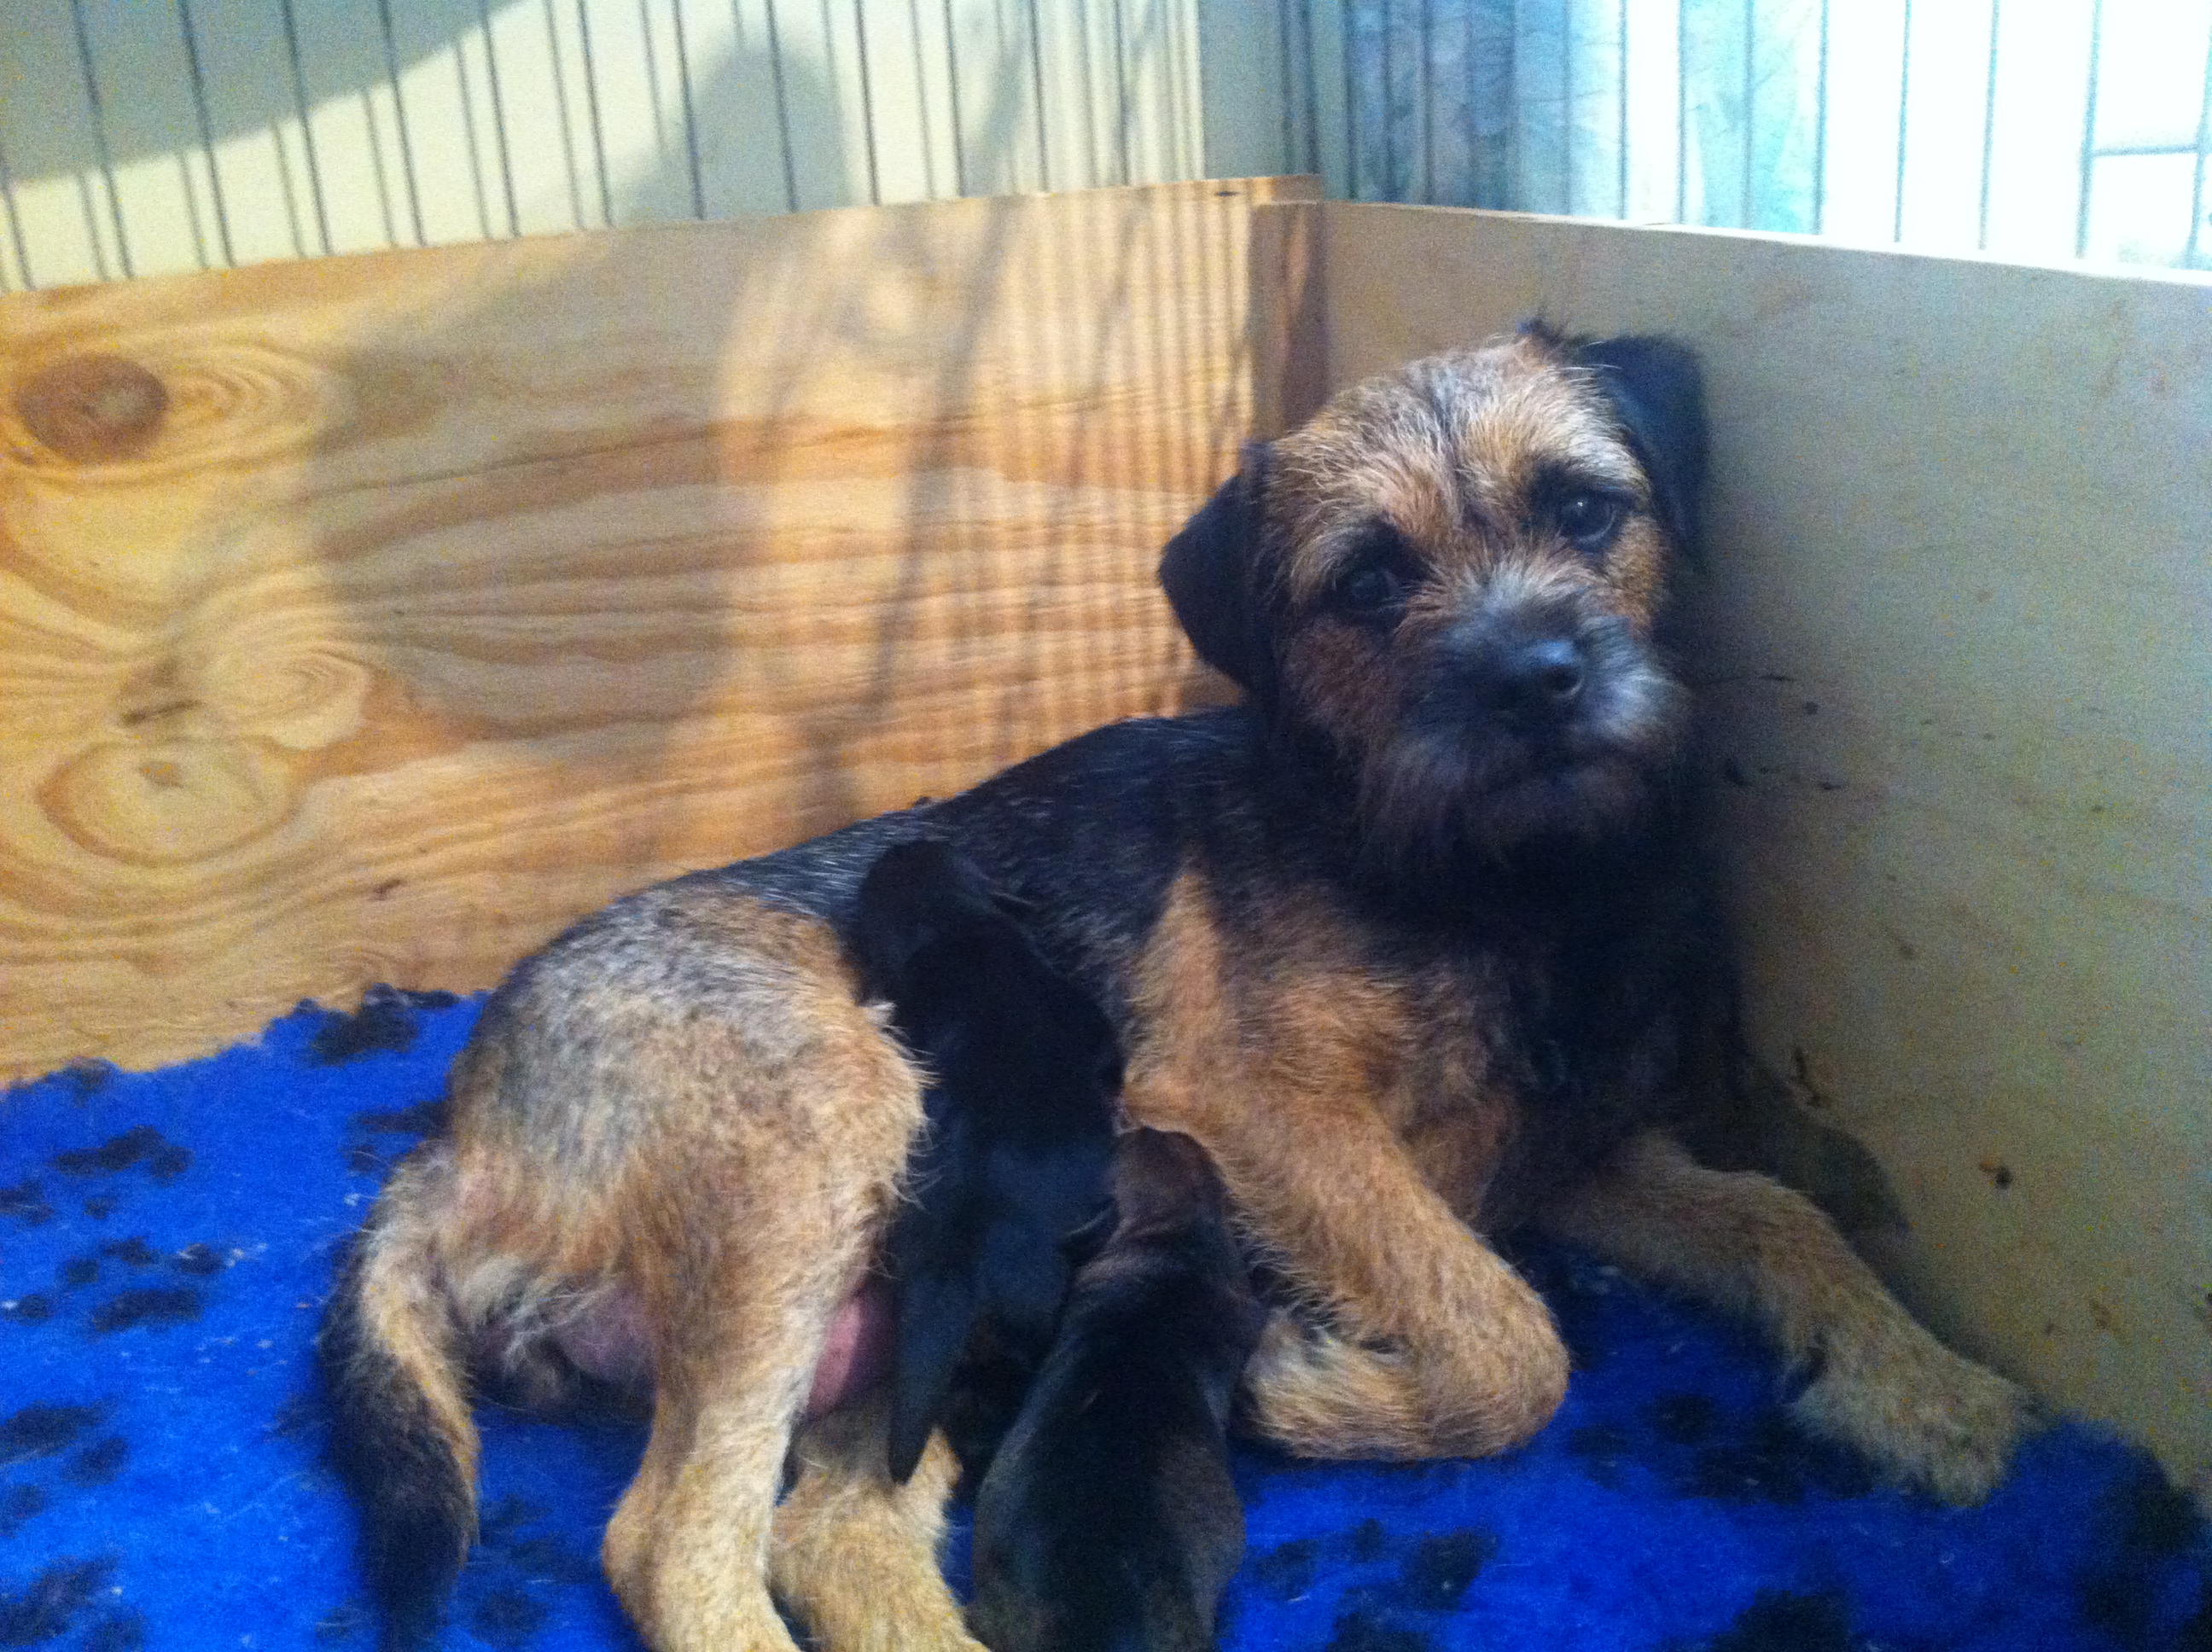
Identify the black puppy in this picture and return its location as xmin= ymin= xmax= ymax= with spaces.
xmin=969 ymin=1126 xmax=1266 ymax=1652
xmin=851 ymin=836 xmax=1121 ymax=1483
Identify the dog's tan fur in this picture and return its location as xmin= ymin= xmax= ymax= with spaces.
xmin=326 ymin=334 xmax=2028 ymax=1651
xmin=341 ymin=892 xmax=937 ymax=1649
xmin=1127 ymin=872 xmax=1565 ymax=1460
xmin=1538 ymin=1131 xmax=2024 ymax=1504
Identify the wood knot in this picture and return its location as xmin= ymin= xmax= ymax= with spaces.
xmin=15 ymin=356 xmax=170 ymax=462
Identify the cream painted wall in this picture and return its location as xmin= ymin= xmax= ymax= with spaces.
xmin=1310 ymin=201 xmax=2212 ymax=1499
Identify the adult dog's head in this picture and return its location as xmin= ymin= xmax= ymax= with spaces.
xmin=1161 ymin=327 xmax=1707 ymax=864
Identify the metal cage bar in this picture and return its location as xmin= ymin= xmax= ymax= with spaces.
xmin=2185 ymin=15 xmax=2212 ymax=268
xmin=2 ymin=0 xmax=2203 ymax=290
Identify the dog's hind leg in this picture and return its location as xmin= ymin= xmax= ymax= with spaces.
xmin=599 ymin=1298 xmax=812 ymax=1652
xmin=600 ymin=1175 xmax=886 ymax=1652
xmin=593 ymin=951 xmax=930 ymax=1652
xmin=771 ymin=1393 xmax=983 ymax=1652
xmin=1536 ymin=1129 xmax=2031 ymax=1504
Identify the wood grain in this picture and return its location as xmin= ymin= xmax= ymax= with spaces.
xmin=0 ymin=177 xmax=1319 ymax=1081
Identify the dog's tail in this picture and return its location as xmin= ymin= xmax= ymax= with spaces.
xmin=317 ymin=1143 xmax=480 ymax=1650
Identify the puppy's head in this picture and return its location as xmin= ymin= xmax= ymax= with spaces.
xmin=1161 ymin=329 xmax=1706 ymax=863
xmin=853 ymin=837 xmax=1121 ymax=1108
xmin=1103 ymin=1126 xmax=1234 ymax=1242
xmin=852 ymin=837 xmax=1010 ymax=1000
xmin=859 ymin=838 xmax=1125 ymax=1482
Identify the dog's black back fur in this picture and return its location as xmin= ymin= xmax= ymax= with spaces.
xmin=969 ymin=1127 xmax=1265 ymax=1652
xmin=851 ymin=839 xmax=1122 ymax=1482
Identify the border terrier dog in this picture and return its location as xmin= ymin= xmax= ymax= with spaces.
xmin=321 ymin=327 xmax=2029 ymax=1651
xmin=969 ymin=1126 xmax=1266 ymax=1652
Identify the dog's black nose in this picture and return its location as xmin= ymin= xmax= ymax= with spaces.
xmin=1439 ymin=619 xmax=1590 ymax=726
xmin=1495 ymin=637 xmax=1586 ymax=717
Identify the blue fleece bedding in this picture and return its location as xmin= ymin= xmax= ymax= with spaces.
xmin=2 ymin=992 xmax=2203 ymax=1651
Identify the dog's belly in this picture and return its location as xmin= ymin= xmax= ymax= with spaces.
xmin=550 ymin=1287 xmax=656 ymax=1389
xmin=806 ymin=1279 xmax=896 ymax=1414
xmin=553 ymin=1279 xmax=895 ymax=1417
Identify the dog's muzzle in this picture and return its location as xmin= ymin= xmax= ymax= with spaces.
xmin=1461 ymin=626 xmax=1587 ymax=726
xmin=1435 ymin=608 xmax=1599 ymax=733
xmin=1423 ymin=591 xmax=1680 ymax=767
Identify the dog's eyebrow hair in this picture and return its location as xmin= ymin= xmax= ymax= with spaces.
xmin=1443 ymin=447 xmax=1642 ymax=541
xmin=1288 ymin=515 xmax=1400 ymax=599
xmin=1448 ymin=462 xmax=1505 ymax=536
xmin=1523 ymin=455 xmax=1647 ymax=503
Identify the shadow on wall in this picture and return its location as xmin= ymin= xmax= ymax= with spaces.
xmin=0 ymin=18 xmax=1252 ymax=1078
xmin=2 ymin=0 xmax=875 ymax=282
xmin=0 ymin=0 xmax=1208 ymax=286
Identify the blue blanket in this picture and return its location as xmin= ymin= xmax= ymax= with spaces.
xmin=3 ymin=992 xmax=2204 ymax=1650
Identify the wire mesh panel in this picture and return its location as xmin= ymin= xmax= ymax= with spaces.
xmin=0 ymin=0 xmax=1205 ymax=288
xmin=1307 ymin=0 xmax=2212 ymax=270
xmin=3 ymin=0 xmax=2209 ymax=288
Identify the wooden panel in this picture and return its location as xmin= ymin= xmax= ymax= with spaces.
xmin=0 ymin=177 xmax=1317 ymax=1082
xmin=1316 ymin=199 xmax=2212 ymax=1499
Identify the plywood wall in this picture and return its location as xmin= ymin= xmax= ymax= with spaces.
xmin=0 ymin=177 xmax=1315 ymax=1083
xmin=1310 ymin=198 xmax=2211 ymax=1500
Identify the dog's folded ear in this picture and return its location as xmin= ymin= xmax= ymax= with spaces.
xmin=1159 ymin=441 xmax=1275 ymax=697
xmin=1569 ymin=334 xmax=1709 ymax=555
xmin=887 ymin=1255 xmax=981 ymax=1484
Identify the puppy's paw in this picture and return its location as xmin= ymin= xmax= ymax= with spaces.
xmin=1791 ymin=1324 xmax=2034 ymax=1505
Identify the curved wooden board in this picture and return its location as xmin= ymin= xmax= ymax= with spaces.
xmin=1312 ymin=197 xmax=2212 ymax=1504
xmin=0 ymin=178 xmax=1319 ymax=1080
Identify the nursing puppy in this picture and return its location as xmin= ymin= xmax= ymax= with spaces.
xmin=848 ymin=836 xmax=1120 ymax=1485
xmin=969 ymin=1126 xmax=1265 ymax=1652
xmin=858 ymin=847 xmax=1256 ymax=1650
xmin=321 ymin=328 xmax=2029 ymax=1652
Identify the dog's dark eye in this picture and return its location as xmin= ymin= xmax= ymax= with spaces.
xmin=1342 ymin=565 xmax=1401 ymax=614
xmin=1556 ymin=492 xmax=1627 ymax=552
xmin=1330 ymin=524 xmax=1417 ymax=625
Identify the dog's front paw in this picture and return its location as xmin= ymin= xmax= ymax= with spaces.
xmin=1792 ymin=1324 xmax=2034 ymax=1505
